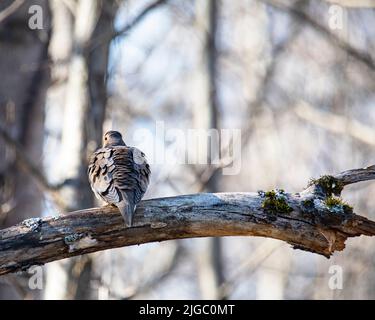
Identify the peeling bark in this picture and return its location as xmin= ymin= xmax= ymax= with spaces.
xmin=1 ymin=165 xmax=375 ymax=276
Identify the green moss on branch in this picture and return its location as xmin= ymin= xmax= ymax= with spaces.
xmin=325 ymin=196 xmax=353 ymax=214
xmin=308 ymin=175 xmax=344 ymax=196
xmin=261 ymin=190 xmax=293 ymax=214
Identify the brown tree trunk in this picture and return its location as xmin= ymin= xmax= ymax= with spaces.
xmin=0 ymin=0 xmax=51 ymax=299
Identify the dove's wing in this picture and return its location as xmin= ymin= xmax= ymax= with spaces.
xmin=88 ymin=147 xmax=119 ymax=204
xmin=88 ymin=146 xmax=150 ymax=226
xmin=111 ymin=146 xmax=151 ymax=206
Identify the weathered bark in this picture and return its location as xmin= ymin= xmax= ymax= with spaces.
xmin=1 ymin=165 xmax=375 ymax=276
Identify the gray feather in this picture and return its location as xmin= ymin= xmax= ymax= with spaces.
xmin=87 ymin=137 xmax=150 ymax=227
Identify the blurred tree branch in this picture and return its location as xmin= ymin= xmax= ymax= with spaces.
xmin=2 ymin=165 xmax=375 ymax=276
xmin=0 ymin=0 xmax=24 ymax=24
xmin=261 ymin=0 xmax=375 ymax=71
xmin=193 ymin=0 xmax=225 ymax=300
xmin=189 ymin=7 xmax=305 ymax=192
xmin=323 ymin=0 xmax=375 ymax=7
xmin=89 ymin=0 xmax=168 ymax=50
xmin=121 ymin=242 xmax=183 ymax=299
xmin=0 ymin=124 xmax=67 ymax=209
xmin=294 ymin=101 xmax=375 ymax=146
xmin=218 ymin=241 xmax=284 ymax=299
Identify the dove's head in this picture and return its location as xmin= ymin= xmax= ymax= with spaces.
xmin=103 ymin=131 xmax=126 ymax=147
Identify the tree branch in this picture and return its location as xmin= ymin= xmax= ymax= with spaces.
xmin=1 ymin=165 xmax=375 ymax=276
xmin=261 ymin=0 xmax=375 ymax=71
xmin=88 ymin=0 xmax=168 ymax=50
xmin=0 ymin=0 xmax=25 ymax=24
xmin=323 ymin=0 xmax=375 ymax=7
xmin=294 ymin=101 xmax=375 ymax=147
xmin=0 ymin=124 xmax=67 ymax=209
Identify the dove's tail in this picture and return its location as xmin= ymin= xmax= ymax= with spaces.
xmin=117 ymin=198 xmax=136 ymax=227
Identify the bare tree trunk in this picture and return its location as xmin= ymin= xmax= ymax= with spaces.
xmin=57 ymin=0 xmax=99 ymax=212
xmin=44 ymin=0 xmax=98 ymax=299
xmin=44 ymin=0 xmax=118 ymax=300
xmin=43 ymin=0 xmax=74 ymax=300
xmin=193 ymin=0 xmax=225 ymax=300
xmin=0 ymin=0 xmax=51 ymax=299
xmin=75 ymin=0 xmax=119 ymax=300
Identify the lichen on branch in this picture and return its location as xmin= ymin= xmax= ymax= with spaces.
xmin=308 ymin=175 xmax=344 ymax=196
xmin=1 ymin=165 xmax=375 ymax=276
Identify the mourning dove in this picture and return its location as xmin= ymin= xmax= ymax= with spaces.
xmin=88 ymin=131 xmax=150 ymax=227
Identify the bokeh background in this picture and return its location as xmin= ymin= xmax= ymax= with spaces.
xmin=1 ymin=0 xmax=375 ymax=299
